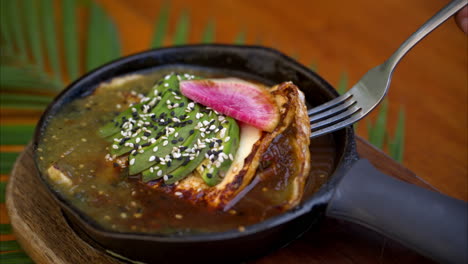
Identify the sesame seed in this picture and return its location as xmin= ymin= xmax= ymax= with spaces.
xmin=149 ymin=156 xmax=156 ymax=162
xmin=175 ymin=192 xmax=183 ymax=196
xmin=130 ymin=158 xmax=135 ymax=165
xmin=157 ymin=170 xmax=162 ymax=176
xmin=163 ymin=140 xmax=169 ymax=146
xmin=136 ymin=138 xmax=141 ymax=143
xmin=112 ymin=145 xmax=118 ymax=149
xmin=164 ymin=83 xmax=169 ymax=87
xmin=175 ymin=214 xmax=183 ymax=219
xmin=163 ymin=175 xmax=168 ymax=181
xmin=153 ymin=146 xmax=159 ymax=152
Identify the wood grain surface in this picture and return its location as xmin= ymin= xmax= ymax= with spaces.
xmin=6 ymin=141 xmax=436 ymax=264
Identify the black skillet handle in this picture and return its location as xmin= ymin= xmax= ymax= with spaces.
xmin=326 ymin=159 xmax=467 ymax=264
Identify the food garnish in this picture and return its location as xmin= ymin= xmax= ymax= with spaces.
xmin=180 ymin=78 xmax=280 ymax=132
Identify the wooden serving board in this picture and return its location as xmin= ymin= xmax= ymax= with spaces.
xmin=6 ymin=138 xmax=436 ymax=264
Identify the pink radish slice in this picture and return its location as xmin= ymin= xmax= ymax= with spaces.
xmin=180 ymin=78 xmax=280 ymax=132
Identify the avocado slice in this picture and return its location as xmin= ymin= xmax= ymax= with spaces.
xmin=109 ymin=92 xmax=189 ymax=157
xmin=140 ymin=111 xmax=220 ymax=182
xmin=134 ymin=108 xmax=216 ymax=176
xmin=98 ymin=74 xmax=177 ymax=138
xmin=198 ymin=116 xmax=240 ymax=186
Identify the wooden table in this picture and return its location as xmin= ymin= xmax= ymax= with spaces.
xmin=1 ymin=0 xmax=466 ymax=263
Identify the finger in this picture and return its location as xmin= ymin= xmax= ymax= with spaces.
xmin=455 ymin=6 xmax=468 ymax=34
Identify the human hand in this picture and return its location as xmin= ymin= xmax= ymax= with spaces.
xmin=455 ymin=6 xmax=468 ymax=34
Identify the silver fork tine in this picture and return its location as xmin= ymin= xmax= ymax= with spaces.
xmin=307 ymin=92 xmax=352 ymax=115
xmin=309 ymin=95 xmax=357 ymax=123
xmin=311 ymin=113 xmax=363 ymax=138
xmin=311 ymin=105 xmax=361 ymax=130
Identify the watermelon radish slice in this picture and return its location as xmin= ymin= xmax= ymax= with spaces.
xmin=180 ymin=78 xmax=280 ymax=132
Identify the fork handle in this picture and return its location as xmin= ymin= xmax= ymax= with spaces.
xmin=386 ymin=0 xmax=467 ymax=70
xmin=326 ymin=159 xmax=467 ymax=264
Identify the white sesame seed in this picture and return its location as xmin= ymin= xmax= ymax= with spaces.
xmin=220 ymin=128 xmax=227 ymax=138
xmin=175 ymin=192 xmax=183 ymax=196
xmin=163 ymin=140 xmax=168 ymax=146
xmin=157 ymin=170 xmax=162 ymax=176
xmin=229 ymin=154 xmax=234 ymax=160
xmin=149 ymin=156 xmax=156 ymax=162
xmin=153 ymin=146 xmax=159 ymax=152
xmin=130 ymin=158 xmax=135 ymax=165
xmin=112 ymin=144 xmax=118 ymax=149
xmin=164 ymin=83 xmax=169 ymax=87
xmin=209 ymin=125 xmax=216 ymax=130
xmin=165 ymin=75 xmax=171 ymax=80
xmin=163 ymin=175 xmax=168 ymax=181
xmin=150 ymin=167 xmax=154 ymax=173
xmin=225 ymin=136 xmax=231 ymax=142
xmin=132 ymin=108 xmax=137 ymax=112
xmin=136 ymin=138 xmax=141 ymax=143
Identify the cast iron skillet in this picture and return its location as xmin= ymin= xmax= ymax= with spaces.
xmin=33 ymin=45 xmax=467 ymax=264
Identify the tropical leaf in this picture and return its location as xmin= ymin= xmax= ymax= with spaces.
xmin=0 ymin=224 xmax=12 ymax=235
xmin=0 ymin=0 xmax=13 ymax=53
xmin=151 ymin=1 xmax=170 ymax=48
xmin=0 ymin=240 xmax=21 ymax=252
xmin=0 ymin=181 xmax=6 ymax=202
xmin=368 ymin=100 xmax=388 ymax=149
xmin=173 ymin=10 xmax=190 ymax=45
xmin=41 ymin=0 xmax=62 ymax=83
xmin=337 ymin=72 xmax=348 ymax=95
xmin=7 ymin=1 xmax=27 ymax=60
xmin=0 ymin=153 xmax=19 ymax=174
xmin=234 ymin=31 xmax=246 ymax=44
xmin=201 ymin=20 xmax=215 ymax=43
xmin=389 ymin=107 xmax=405 ymax=162
xmin=24 ymin=0 xmax=44 ymax=68
xmin=63 ymin=0 xmax=80 ymax=80
xmin=0 ymin=251 xmax=34 ymax=264
xmin=0 ymin=94 xmax=53 ymax=110
xmin=0 ymin=65 xmax=62 ymax=91
xmin=0 ymin=125 xmax=35 ymax=145
xmin=309 ymin=60 xmax=318 ymax=72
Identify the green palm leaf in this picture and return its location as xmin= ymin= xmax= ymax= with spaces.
xmin=151 ymin=1 xmax=170 ymax=48
xmin=0 ymin=224 xmax=12 ymax=235
xmin=63 ymin=0 xmax=80 ymax=80
xmin=234 ymin=30 xmax=246 ymax=44
xmin=8 ymin=1 xmax=27 ymax=60
xmin=41 ymin=0 xmax=62 ymax=83
xmin=201 ymin=20 xmax=216 ymax=43
xmin=0 ymin=153 xmax=19 ymax=174
xmin=0 ymin=252 xmax=34 ymax=264
xmin=173 ymin=10 xmax=190 ymax=45
xmin=24 ymin=0 xmax=44 ymax=68
xmin=0 ymin=125 xmax=36 ymax=145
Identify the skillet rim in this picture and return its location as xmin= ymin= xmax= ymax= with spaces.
xmin=32 ymin=44 xmax=358 ymax=243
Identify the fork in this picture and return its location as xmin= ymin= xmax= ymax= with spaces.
xmin=309 ymin=0 xmax=467 ymax=138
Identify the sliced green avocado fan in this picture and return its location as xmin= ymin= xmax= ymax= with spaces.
xmin=99 ymin=73 xmax=240 ymax=186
